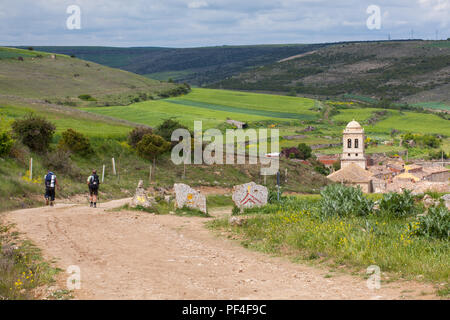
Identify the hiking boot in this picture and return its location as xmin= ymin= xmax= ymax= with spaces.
xmin=94 ymin=203 xmax=97 ymax=208
xmin=90 ymin=202 xmax=93 ymax=207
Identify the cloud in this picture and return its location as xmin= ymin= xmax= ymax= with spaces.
xmin=188 ymin=1 xmax=209 ymax=9
xmin=0 ymin=0 xmax=448 ymax=47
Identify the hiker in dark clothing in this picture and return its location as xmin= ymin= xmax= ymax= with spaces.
xmin=44 ymin=171 xmax=58 ymax=206
xmin=87 ymin=170 xmax=100 ymax=208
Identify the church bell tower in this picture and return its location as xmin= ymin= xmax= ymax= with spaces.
xmin=341 ymin=120 xmax=366 ymax=170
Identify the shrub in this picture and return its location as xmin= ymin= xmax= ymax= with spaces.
xmin=9 ymin=141 xmax=29 ymax=165
xmin=58 ymin=129 xmax=93 ymax=156
xmin=155 ymin=119 xmax=189 ymax=142
xmin=332 ymin=161 xmax=341 ymax=171
xmin=314 ymin=163 xmax=330 ymax=176
xmin=268 ymin=187 xmax=286 ymax=204
xmin=78 ymin=94 xmax=96 ymax=101
xmin=287 ymin=88 xmax=297 ymax=96
xmin=136 ymin=134 xmax=171 ymax=161
xmin=413 ymin=206 xmax=450 ymax=240
xmin=297 ymin=143 xmax=312 ymax=160
xmin=379 ymin=190 xmax=416 ymax=217
xmin=42 ymin=149 xmax=80 ymax=178
xmin=0 ymin=131 xmax=14 ymax=157
xmin=428 ymin=150 xmax=448 ymax=160
xmin=281 ymin=147 xmax=300 ymax=159
xmin=319 ymin=184 xmax=374 ymax=217
xmin=402 ymin=133 xmax=441 ymax=149
xmin=128 ymin=127 xmax=153 ymax=148
xmin=11 ymin=114 xmax=55 ymax=152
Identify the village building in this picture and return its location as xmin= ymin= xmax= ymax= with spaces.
xmin=422 ymin=167 xmax=450 ymax=183
xmin=340 ymin=120 xmax=367 ymax=170
xmin=326 ymin=120 xmax=449 ymax=194
xmin=317 ymin=155 xmax=339 ymax=172
xmin=327 ymin=120 xmax=373 ymax=192
xmin=327 ymin=163 xmax=374 ymax=193
xmin=226 ymin=119 xmax=248 ymax=129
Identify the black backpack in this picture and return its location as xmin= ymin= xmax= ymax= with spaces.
xmin=89 ymin=174 xmax=100 ymax=188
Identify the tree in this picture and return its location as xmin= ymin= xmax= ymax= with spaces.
xmin=0 ymin=131 xmax=14 ymax=157
xmin=136 ymin=134 xmax=171 ymax=163
xmin=11 ymin=113 xmax=55 ymax=152
xmin=297 ymin=143 xmax=312 ymax=160
xmin=332 ymin=160 xmax=341 ymax=172
xmin=58 ymin=129 xmax=93 ymax=156
xmin=281 ymin=147 xmax=300 ymax=159
xmin=155 ymin=119 xmax=189 ymax=142
xmin=287 ymin=88 xmax=297 ymax=97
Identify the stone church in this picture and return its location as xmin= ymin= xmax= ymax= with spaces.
xmin=327 ymin=120 xmax=373 ymax=193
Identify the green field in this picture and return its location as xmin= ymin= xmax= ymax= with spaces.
xmin=412 ymin=102 xmax=450 ymax=111
xmin=0 ymin=101 xmax=131 ymax=139
xmin=81 ymin=88 xmax=450 ymax=156
xmin=332 ymin=108 xmax=385 ymax=123
xmin=82 ymin=88 xmax=318 ymax=129
xmin=370 ymin=111 xmax=450 ymax=136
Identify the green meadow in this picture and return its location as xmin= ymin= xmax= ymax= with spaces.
xmin=331 ymin=108 xmax=384 ymax=123
xmin=370 ymin=111 xmax=450 ymax=136
xmin=0 ymin=102 xmax=131 ymax=139
xmin=82 ymin=88 xmax=319 ymax=129
xmin=81 ymin=88 xmax=450 ymax=156
xmin=412 ymin=102 xmax=450 ymax=111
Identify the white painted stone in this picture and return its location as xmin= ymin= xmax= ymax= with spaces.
xmin=441 ymin=194 xmax=450 ymax=210
xmin=174 ymin=183 xmax=207 ymax=214
xmin=232 ymin=182 xmax=268 ymax=210
xmin=131 ymin=180 xmax=153 ymax=208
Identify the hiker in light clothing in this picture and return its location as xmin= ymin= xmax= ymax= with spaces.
xmin=87 ymin=170 xmax=100 ymax=208
xmin=44 ymin=171 xmax=58 ymax=206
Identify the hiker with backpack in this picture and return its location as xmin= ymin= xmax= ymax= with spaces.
xmin=44 ymin=171 xmax=58 ymax=207
xmin=87 ymin=170 xmax=100 ymax=208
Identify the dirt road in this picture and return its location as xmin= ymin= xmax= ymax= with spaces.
xmin=3 ymin=199 xmax=438 ymax=300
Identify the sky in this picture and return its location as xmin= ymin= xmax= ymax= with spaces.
xmin=0 ymin=0 xmax=449 ymax=47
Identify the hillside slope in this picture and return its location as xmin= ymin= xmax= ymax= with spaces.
xmin=0 ymin=49 xmax=329 ymax=212
xmin=212 ymin=40 xmax=450 ymax=105
xmin=25 ymin=44 xmax=328 ymax=86
xmin=0 ymin=47 xmax=185 ymax=107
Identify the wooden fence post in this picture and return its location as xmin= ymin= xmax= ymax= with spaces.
xmin=112 ymin=158 xmax=116 ymax=175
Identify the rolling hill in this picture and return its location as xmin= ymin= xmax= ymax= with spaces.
xmin=212 ymin=40 xmax=450 ymax=106
xmin=0 ymin=48 xmax=331 ymax=212
xmin=0 ymin=47 xmax=187 ymax=107
xmin=23 ymin=44 xmax=328 ymax=86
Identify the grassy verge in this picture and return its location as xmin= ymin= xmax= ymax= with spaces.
xmin=207 ymin=195 xmax=234 ymax=208
xmin=208 ymin=195 xmax=449 ymax=295
xmin=0 ymin=223 xmax=64 ymax=300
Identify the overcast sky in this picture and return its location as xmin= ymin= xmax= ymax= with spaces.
xmin=1 ymin=0 xmax=449 ymax=47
